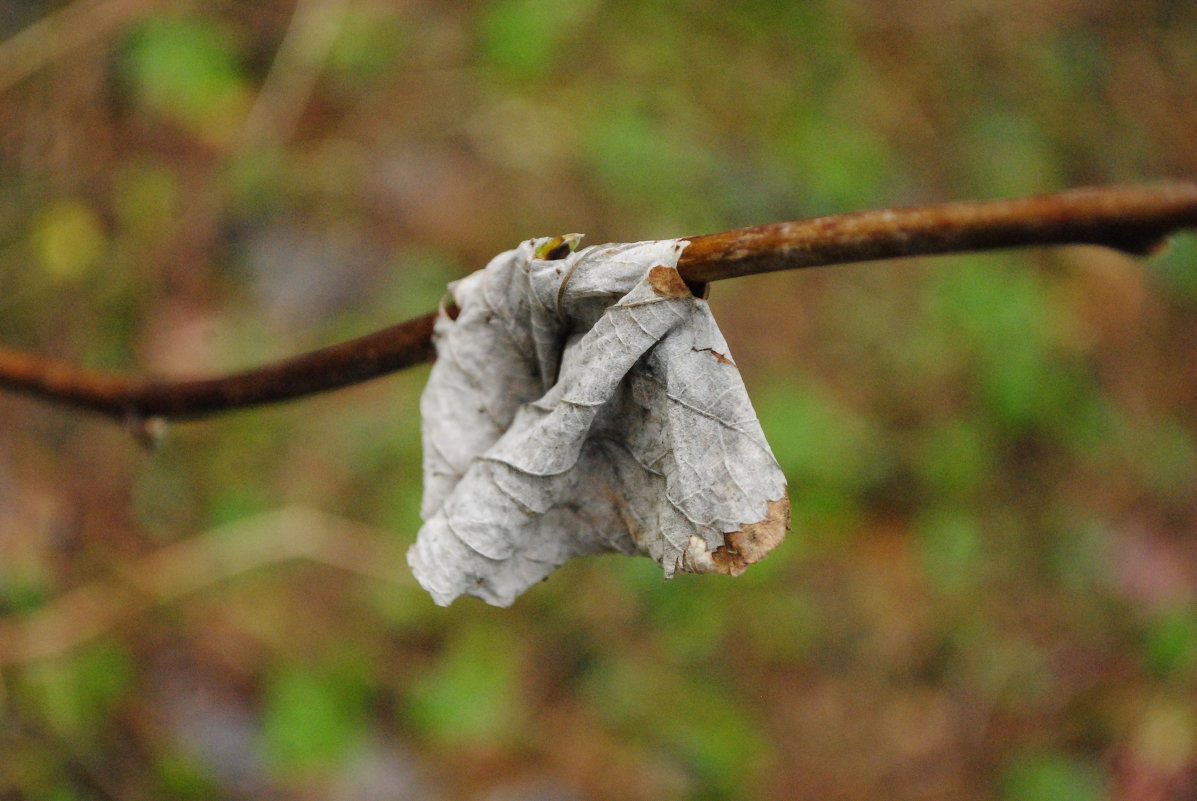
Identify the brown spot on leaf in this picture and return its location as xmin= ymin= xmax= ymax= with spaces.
xmin=676 ymin=495 xmax=790 ymax=576
xmin=648 ymin=264 xmax=692 ymax=297
xmin=727 ymin=496 xmax=789 ymax=559
xmin=694 ymin=347 xmax=735 ymax=366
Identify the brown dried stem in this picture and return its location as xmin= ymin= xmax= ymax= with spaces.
xmin=679 ymin=182 xmax=1197 ymax=283
xmin=1 ymin=182 xmax=1194 ymax=422
xmin=0 ymin=310 xmax=437 ymax=421
xmin=0 ymin=507 xmax=411 ymax=665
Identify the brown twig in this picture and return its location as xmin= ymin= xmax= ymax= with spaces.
xmin=0 ymin=0 xmax=157 ymax=95
xmin=679 ymin=182 xmax=1197 ymax=283
xmin=0 ymin=182 xmax=1194 ymax=422
xmin=0 ymin=507 xmax=411 ymax=665
xmin=0 ymin=309 xmax=437 ymax=420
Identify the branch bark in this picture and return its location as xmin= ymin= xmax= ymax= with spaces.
xmin=1 ymin=182 xmax=1194 ymax=422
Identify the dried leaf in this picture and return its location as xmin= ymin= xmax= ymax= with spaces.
xmin=410 ymin=237 xmax=789 ymax=606
xmin=647 ymin=263 xmax=692 ymax=297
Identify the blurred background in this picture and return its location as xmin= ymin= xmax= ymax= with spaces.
xmin=0 ymin=1 xmax=1195 ymax=799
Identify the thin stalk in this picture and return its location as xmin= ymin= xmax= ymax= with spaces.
xmin=0 ymin=182 xmax=1194 ymax=422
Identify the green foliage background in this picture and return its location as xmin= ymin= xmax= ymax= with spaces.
xmin=1 ymin=1 xmax=1195 ymax=799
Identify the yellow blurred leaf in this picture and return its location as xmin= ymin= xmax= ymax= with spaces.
xmin=29 ymin=199 xmax=107 ymax=283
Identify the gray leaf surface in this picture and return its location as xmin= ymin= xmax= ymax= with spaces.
xmin=410 ymin=237 xmax=789 ymax=606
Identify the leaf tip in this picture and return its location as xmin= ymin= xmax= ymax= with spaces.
xmin=676 ymin=496 xmax=790 ymax=576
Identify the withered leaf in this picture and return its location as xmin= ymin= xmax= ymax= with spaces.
xmin=410 ymin=237 xmax=789 ymax=606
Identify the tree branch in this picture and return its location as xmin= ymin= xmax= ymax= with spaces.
xmin=0 ymin=309 xmax=437 ymax=420
xmin=1 ymin=182 xmax=1194 ymax=422
xmin=680 ymin=182 xmax=1197 ymax=283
